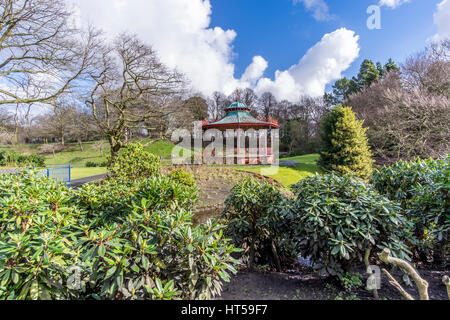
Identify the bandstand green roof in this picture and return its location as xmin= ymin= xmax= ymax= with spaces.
xmin=224 ymin=101 xmax=249 ymax=111
xmin=203 ymin=101 xmax=279 ymax=129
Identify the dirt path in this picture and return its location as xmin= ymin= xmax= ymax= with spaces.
xmin=162 ymin=165 xmax=287 ymax=224
xmin=218 ymin=265 xmax=449 ymax=300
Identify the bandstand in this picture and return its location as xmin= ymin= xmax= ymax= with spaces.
xmin=202 ymin=102 xmax=279 ymax=164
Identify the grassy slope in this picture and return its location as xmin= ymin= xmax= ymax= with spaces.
xmin=0 ymin=140 xmax=176 ymax=165
xmin=1 ymin=141 xmax=320 ymax=183
xmin=236 ymin=154 xmax=321 ymax=187
xmin=44 ymin=140 xmax=175 ymax=166
xmin=142 ymin=140 xmax=176 ymax=159
xmin=0 ymin=139 xmax=176 ymax=179
xmin=70 ymin=167 xmax=107 ymax=180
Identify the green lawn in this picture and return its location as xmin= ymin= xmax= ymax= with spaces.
xmin=0 ymin=166 xmax=107 ymax=180
xmin=0 ymin=139 xmax=177 ymax=166
xmin=1 ymin=140 xmax=321 ymax=185
xmin=44 ymin=142 xmax=108 ymax=165
xmin=45 ymin=140 xmax=176 ymax=165
xmin=236 ymin=154 xmax=321 ymax=187
xmin=70 ymin=153 xmax=321 ymax=184
xmin=70 ymin=167 xmax=107 ymax=180
xmin=142 ymin=140 xmax=176 ymax=159
xmin=0 ymin=139 xmax=177 ymax=180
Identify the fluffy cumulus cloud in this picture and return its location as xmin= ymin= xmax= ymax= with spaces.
xmin=293 ymin=0 xmax=333 ymax=21
xmin=240 ymin=56 xmax=269 ymax=87
xmin=71 ymin=0 xmax=359 ymax=101
xmin=71 ymin=0 xmax=239 ymax=96
xmin=433 ymin=0 xmax=450 ymax=41
xmin=379 ymin=0 xmax=411 ymax=8
xmin=255 ymin=28 xmax=360 ymax=100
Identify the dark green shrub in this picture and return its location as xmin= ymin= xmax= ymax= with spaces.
xmin=0 ymin=151 xmax=44 ymax=167
xmin=319 ymin=105 xmax=373 ymax=179
xmin=169 ymin=168 xmax=196 ymax=187
xmin=0 ymin=151 xmax=19 ymax=166
xmin=370 ymin=157 xmax=447 ymax=205
xmin=291 ymin=174 xmax=411 ymax=279
xmin=370 ymin=156 xmax=449 ymax=263
xmin=0 ymin=171 xmax=82 ymax=300
xmin=75 ymin=175 xmax=199 ymax=220
xmin=0 ymin=171 xmax=237 ymax=300
xmin=75 ymin=174 xmax=236 ymax=300
xmin=86 ymin=161 xmax=108 ymax=168
xmin=222 ymin=177 xmax=295 ymax=270
xmin=77 ymin=203 xmax=239 ymax=300
xmin=108 ymin=142 xmax=160 ymax=181
xmin=20 ymin=154 xmax=45 ymax=167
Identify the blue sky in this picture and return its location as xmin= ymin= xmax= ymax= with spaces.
xmin=3 ymin=0 xmax=448 ymax=116
xmin=210 ymin=0 xmax=440 ymax=81
xmin=69 ymin=0 xmax=450 ymax=101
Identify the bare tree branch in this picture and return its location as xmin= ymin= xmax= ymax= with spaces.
xmin=85 ymin=33 xmax=184 ymax=160
xmin=0 ymin=0 xmax=102 ymax=106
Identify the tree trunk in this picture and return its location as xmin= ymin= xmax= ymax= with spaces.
xmin=108 ymin=138 xmax=122 ymax=166
xmin=124 ymin=128 xmax=128 ymax=144
xmin=379 ymin=248 xmax=429 ymax=300
xmin=110 ymin=147 xmax=120 ymax=161
xmin=271 ymin=240 xmax=282 ymax=272
xmin=249 ymin=213 xmax=257 ymax=271
xmin=14 ymin=125 xmax=19 ymax=145
xmin=443 ymin=276 xmax=450 ymax=300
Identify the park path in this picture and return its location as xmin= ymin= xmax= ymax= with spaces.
xmin=70 ymin=174 xmax=106 ymax=188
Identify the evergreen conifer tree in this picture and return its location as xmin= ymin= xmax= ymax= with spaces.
xmin=319 ymin=105 xmax=374 ymax=179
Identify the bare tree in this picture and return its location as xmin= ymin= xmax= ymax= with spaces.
xmin=37 ymin=143 xmax=63 ymax=158
xmin=143 ymin=94 xmax=184 ymax=139
xmin=92 ymin=140 xmax=106 ymax=157
xmin=348 ymin=71 xmax=450 ymax=163
xmin=66 ymin=106 xmax=101 ymax=151
xmin=274 ymin=99 xmax=291 ymax=128
xmin=182 ymin=96 xmax=208 ymax=121
xmin=32 ymin=102 xmax=73 ymax=145
xmin=0 ymin=108 xmax=14 ymax=143
xmin=0 ymin=0 xmax=101 ymax=106
xmin=402 ymin=41 xmax=450 ymax=97
xmin=207 ymin=91 xmax=229 ymax=121
xmin=280 ymin=96 xmax=328 ymax=154
xmin=228 ymin=88 xmax=259 ymax=117
xmin=228 ymin=88 xmax=243 ymax=103
xmin=5 ymin=102 xmax=37 ymax=144
xmin=241 ymin=88 xmax=258 ymax=109
xmin=0 ymin=107 xmax=13 ymax=130
xmin=50 ymin=103 xmax=73 ymax=146
xmin=258 ymin=92 xmax=278 ymax=120
xmin=86 ymin=33 xmax=184 ymax=160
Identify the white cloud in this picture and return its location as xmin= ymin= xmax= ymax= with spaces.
xmin=378 ymin=0 xmax=411 ymax=9
xmin=71 ymin=0 xmax=239 ymax=96
xmin=240 ymin=56 xmax=268 ymax=87
xmin=433 ymin=0 xmax=450 ymax=41
xmin=293 ymin=0 xmax=333 ymax=21
xmin=255 ymin=28 xmax=360 ymax=101
xmin=72 ymin=0 xmax=359 ymax=101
